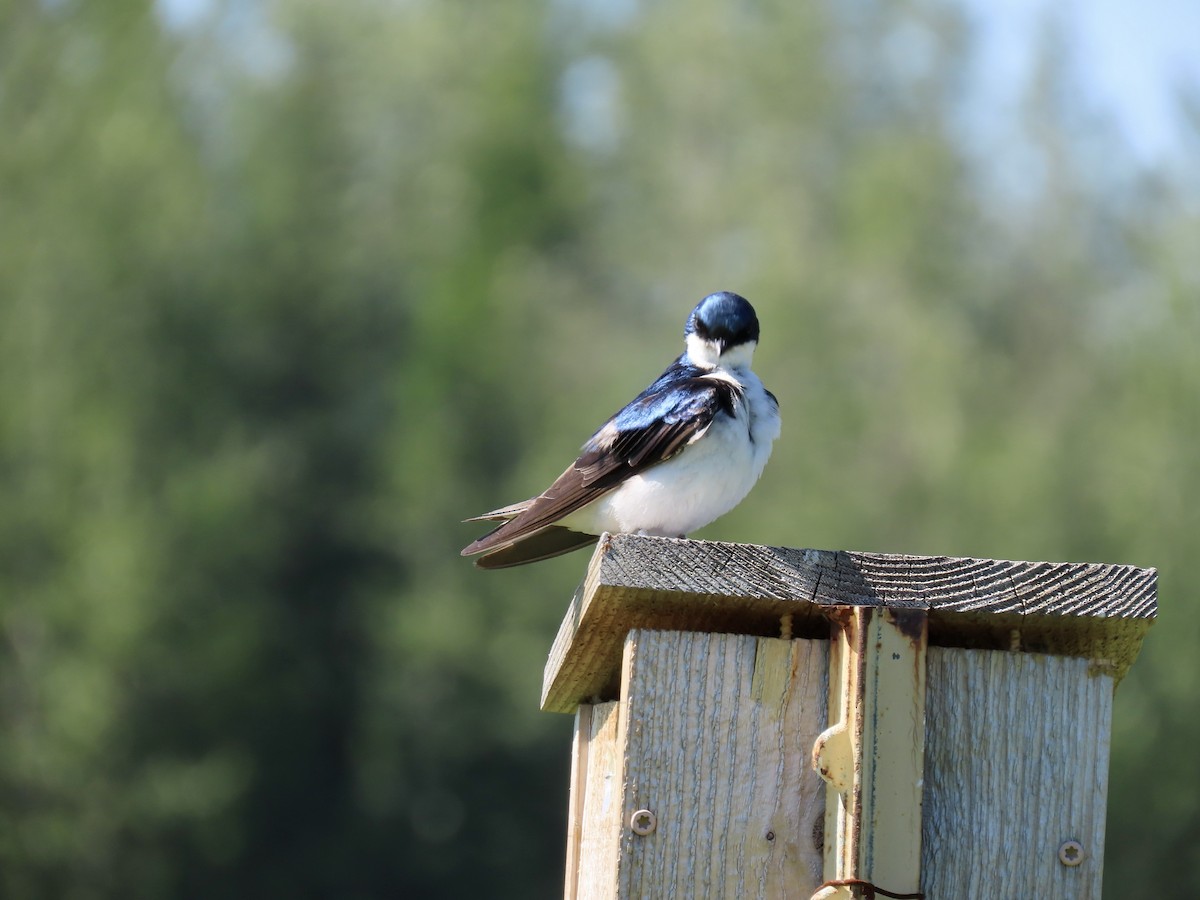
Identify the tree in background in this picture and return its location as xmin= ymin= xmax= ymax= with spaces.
xmin=0 ymin=0 xmax=1196 ymax=897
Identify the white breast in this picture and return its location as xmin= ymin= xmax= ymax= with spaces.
xmin=567 ymin=367 xmax=780 ymax=538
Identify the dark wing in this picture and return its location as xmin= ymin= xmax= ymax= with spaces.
xmin=468 ymin=527 xmax=600 ymax=569
xmin=461 ymin=360 xmax=741 ymax=566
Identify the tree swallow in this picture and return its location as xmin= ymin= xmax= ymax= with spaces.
xmin=462 ymin=291 xmax=780 ymax=568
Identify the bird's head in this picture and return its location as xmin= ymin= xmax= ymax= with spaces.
xmin=684 ymin=291 xmax=761 ymax=370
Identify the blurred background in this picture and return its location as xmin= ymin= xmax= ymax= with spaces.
xmin=2 ymin=0 xmax=1197 ymax=896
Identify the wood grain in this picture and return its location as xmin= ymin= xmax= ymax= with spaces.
xmin=613 ymin=629 xmax=828 ymax=899
xmin=566 ymin=702 xmax=623 ymax=900
xmin=543 ymin=534 xmax=1155 ymax=713
xmin=922 ymin=647 xmax=1112 ymax=898
xmin=820 ymin=608 xmax=927 ymax=895
xmin=564 ymin=705 xmax=592 ymax=900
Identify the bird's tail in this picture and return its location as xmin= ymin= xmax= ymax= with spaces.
xmin=461 ymin=499 xmax=534 ymax=523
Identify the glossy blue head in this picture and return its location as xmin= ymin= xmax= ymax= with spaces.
xmin=684 ymin=292 xmax=761 ymax=369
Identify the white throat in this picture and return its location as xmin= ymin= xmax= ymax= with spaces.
xmin=685 ymin=333 xmax=757 ymax=371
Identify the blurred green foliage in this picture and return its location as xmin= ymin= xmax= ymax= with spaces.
xmin=1 ymin=0 xmax=1196 ymax=897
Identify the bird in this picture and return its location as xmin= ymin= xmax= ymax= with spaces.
xmin=461 ymin=291 xmax=780 ymax=568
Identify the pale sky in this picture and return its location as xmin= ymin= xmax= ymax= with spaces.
xmin=156 ymin=0 xmax=1199 ymax=166
xmin=963 ymin=0 xmax=1199 ymax=163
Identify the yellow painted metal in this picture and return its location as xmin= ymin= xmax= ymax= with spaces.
xmin=809 ymin=886 xmax=852 ymax=900
xmin=811 ymin=607 xmax=928 ymax=899
xmin=814 ymin=616 xmax=854 ymax=879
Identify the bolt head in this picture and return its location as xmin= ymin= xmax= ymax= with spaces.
xmin=1058 ymin=840 xmax=1085 ymax=867
xmin=630 ymin=809 xmax=657 ymax=836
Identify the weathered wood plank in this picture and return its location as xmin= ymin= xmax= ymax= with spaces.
xmin=564 ymin=705 xmax=591 ymax=900
xmin=817 ymin=608 xmax=927 ymax=895
xmin=614 ymin=630 xmax=827 ymax=899
xmin=542 ymin=534 xmax=1155 ymax=713
xmin=568 ymin=702 xmax=623 ymax=900
xmin=922 ymin=648 xmax=1112 ymax=898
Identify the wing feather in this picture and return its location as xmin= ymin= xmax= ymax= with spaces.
xmin=473 ymin=528 xmax=600 ymax=569
xmin=461 ymin=360 xmax=742 ymax=563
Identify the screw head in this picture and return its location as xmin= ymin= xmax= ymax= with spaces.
xmin=1058 ymin=840 xmax=1085 ymax=867
xmin=630 ymin=809 xmax=657 ymax=836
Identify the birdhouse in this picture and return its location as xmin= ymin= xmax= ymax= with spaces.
xmin=542 ymin=534 xmax=1156 ymax=899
